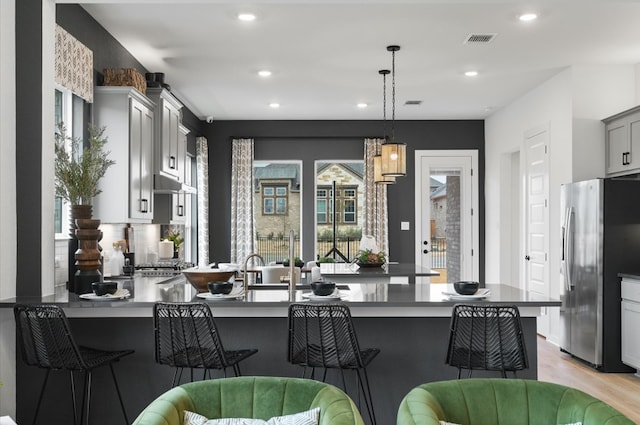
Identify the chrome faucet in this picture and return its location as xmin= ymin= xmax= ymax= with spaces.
xmin=242 ymin=253 xmax=265 ymax=292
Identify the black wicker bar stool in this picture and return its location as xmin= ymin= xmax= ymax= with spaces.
xmin=153 ymin=302 xmax=258 ymax=387
xmin=446 ymin=303 xmax=529 ymax=378
xmin=14 ymin=304 xmax=134 ymax=425
xmin=287 ymin=303 xmax=379 ymax=425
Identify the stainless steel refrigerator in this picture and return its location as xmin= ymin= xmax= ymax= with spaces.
xmin=560 ymin=178 xmax=640 ymax=372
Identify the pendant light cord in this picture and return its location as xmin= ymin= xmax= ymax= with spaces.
xmin=391 ymin=48 xmax=396 ymax=142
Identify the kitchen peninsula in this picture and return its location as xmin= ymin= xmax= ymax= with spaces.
xmin=2 ymin=268 xmax=560 ymax=425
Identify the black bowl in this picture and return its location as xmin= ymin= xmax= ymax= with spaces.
xmin=208 ymin=281 xmax=234 ymax=295
xmin=453 ymin=281 xmax=479 ymax=295
xmin=92 ymin=281 xmax=118 ymax=296
xmin=310 ymin=281 xmax=336 ymax=296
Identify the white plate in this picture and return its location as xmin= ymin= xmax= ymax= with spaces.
xmin=196 ymin=291 xmax=245 ymax=300
xmin=442 ymin=288 xmax=491 ymax=300
xmin=79 ymin=290 xmax=130 ymax=301
xmin=302 ymin=291 xmax=342 ymax=300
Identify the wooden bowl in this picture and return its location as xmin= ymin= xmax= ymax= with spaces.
xmin=182 ymin=268 xmax=236 ymax=293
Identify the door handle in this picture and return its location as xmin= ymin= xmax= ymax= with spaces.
xmin=525 ymin=255 xmax=531 ymax=261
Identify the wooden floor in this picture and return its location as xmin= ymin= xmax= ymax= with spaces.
xmin=537 ymin=335 xmax=640 ymax=423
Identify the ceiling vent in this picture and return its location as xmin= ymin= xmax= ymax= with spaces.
xmin=464 ymin=33 xmax=497 ymax=44
xmin=405 ymin=100 xmax=422 ymax=106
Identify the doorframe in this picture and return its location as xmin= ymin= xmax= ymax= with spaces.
xmin=415 ymin=150 xmax=479 ymax=281
xmin=521 ymin=124 xmax=551 ymax=337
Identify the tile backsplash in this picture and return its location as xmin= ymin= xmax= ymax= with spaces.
xmin=54 ymin=223 xmax=168 ymax=287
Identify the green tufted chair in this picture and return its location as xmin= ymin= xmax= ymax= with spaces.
xmin=132 ymin=376 xmax=364 ymax=425
xmin=397 ymin=379 xmax=634 ymax=425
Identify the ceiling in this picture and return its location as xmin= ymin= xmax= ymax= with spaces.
xmin=78 ymin=1 xmax=640 ymax=121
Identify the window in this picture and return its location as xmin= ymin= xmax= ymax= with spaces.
xmin=343 ymin=199 xmax=356 ymax=223
xmin=316 ymin=185 xmax=357 ymax=225
xmin=262 ymin=185 xmax=288 ymax=215
xmin=54 ymin=87 xmax=73 ymax=239
xmin=314 ymin=161 xmax=364 ymax=261
xmin=317 ymin=189 xmax=328 ymax=223
xmin=253 ymin=161 xmax=302 ymax=263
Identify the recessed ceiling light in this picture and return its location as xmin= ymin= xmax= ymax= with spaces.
xmin=269 ymin=103 xmax=280 ymax=108
xmin=258 ymin=70 xmax=272 ymax=77
xmin=465 ymin=71 xmax=478 ymax=77
xmin=357 ymin=103 xmax=368 ymax=108
xmin=519 ymin=13 xmax=537 ymax=22
xmin=238 ymin=13 xmax=256 ymax=22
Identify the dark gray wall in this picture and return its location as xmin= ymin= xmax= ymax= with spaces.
xmin=16 ymin=0 xmax=42 ymax=298
xmin=205 ymin=120 xmax=485 ymax=280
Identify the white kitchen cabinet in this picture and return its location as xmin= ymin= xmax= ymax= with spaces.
xmin=621 ymin=277 xmax=640 ymax=373
xmin=93 ymin=87 xmax=155 ymax=223
xmin=146 ymin=88 xmax=184 ymax=181
xmin=170 ymin=125 xmax=190 ymax=224
xmin=154 ymin=124 xmax=190 ymax=224
xmin=604 ymin=106 xmax=640 ymax=176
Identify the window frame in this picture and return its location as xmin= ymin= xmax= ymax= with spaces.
xmin=54 ymin=85 xmax=74 ymax=240
xmin=261 ymin=183 xmax=289 ymax=216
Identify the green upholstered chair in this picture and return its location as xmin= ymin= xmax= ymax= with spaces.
xmin=397 ymin=379 xmax=634 ymax=425
xmin=132 ymin=376 xmax=364 ymax=425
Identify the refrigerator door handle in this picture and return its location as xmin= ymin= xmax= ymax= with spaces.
xmin=565 ymin=207 xmax=574 ymax=291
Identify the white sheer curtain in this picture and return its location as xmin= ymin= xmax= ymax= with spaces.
xmin=230 ymin=138 xmax=256 ymax=264
xmin=196 ymin=136 xmax=209 ymax=267
xmin=363 ymin=138 xmax=389 ymax=258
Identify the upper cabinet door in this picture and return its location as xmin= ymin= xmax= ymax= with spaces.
xmin=129 ymin=97 xmax=154 ymax=220
xmin=147 ymin=88 xmax=183 ymax=180
xmin=604 ymin=106 xmax=640 ymax=177
xmin=93 ymin=86 xmax=156 ymax=223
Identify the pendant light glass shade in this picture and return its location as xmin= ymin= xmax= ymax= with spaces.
xmin=382 ymin=44 xmax=407 ymax=177
xmin=381 ymin=142 xmax=406 ymax=177
xmin=374 ymin=154 xmax=395 ymax=184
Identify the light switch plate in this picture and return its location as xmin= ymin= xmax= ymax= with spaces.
xmin=401 ymin=221 xmax=410 ymax=230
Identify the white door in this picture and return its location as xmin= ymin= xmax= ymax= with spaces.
xmin=523 ymin=126 xmax=550 ymax=335
xmin=415 ymin=150 xmax=479 ymax=282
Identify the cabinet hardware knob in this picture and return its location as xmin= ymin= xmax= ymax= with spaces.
xmin=423 ymin=249 xmax=430 ymax=254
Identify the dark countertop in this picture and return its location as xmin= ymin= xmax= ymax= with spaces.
xmin=0 ymin=270 xmax=560 ymax=317
xmin=618 ymin=273 xmax=640 ymax=280
xmin=318 ymin=262 xmax=440 ymax=277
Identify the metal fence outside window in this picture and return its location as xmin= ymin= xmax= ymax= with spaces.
xmin=256 ymin=236 xmax=447 ymax=267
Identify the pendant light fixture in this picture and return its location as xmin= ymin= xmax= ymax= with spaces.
xmin=381 ymin=45 xmax=407 ymax=177
xmin=375 ymin=69 xmax=395 ymax=185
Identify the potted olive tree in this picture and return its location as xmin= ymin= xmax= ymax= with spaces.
xmin=55 ymin=124 xmax=115 ymax=293
xmin=55 ymin=124 xmax=114 ymax=211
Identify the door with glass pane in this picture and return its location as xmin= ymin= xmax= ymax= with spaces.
xmin=415 ymin=151 xmax=478 ymax=282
